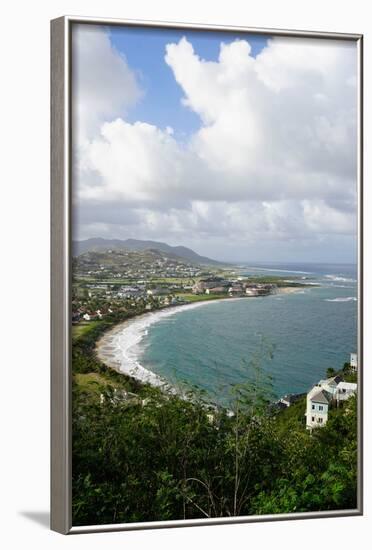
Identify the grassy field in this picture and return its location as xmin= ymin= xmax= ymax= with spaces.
xmin=72 ymin=320 xmax=103 ymax=341
xmin=74 ymin=372 xmax=111 ymax=395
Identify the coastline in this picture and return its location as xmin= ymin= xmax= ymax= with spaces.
xmin=95 ymin=287 xmax=302 ymax=389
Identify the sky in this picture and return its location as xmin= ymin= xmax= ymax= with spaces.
xmin=72 ymin=23 xmax=358 ymax=263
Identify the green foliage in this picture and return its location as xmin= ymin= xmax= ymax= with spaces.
xmin=273 ymin=396 xmax=307 ymax=434
xmin=325 ymin=362 xmax=357 ymax=384
xmin=326 ymin=367 xmax=336 ymax=378
xmin=251 ymin=397 xmax=357 ymax=514
xmin=71 ymin=328 xmax=358 ymax=526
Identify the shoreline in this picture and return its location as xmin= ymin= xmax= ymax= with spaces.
xmin=95 ymin=287 xmax=303 ymax=389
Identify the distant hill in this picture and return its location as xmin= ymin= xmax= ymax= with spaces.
xmin=72 ymin=238 xmax=226 ymax=266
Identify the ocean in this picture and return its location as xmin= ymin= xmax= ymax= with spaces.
xmin=112 ymin=263 xmax=358 ymax=406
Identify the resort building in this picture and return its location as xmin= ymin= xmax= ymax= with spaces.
xmin=245 ymin=287 xmax=259 ymax=296
xmin=205 ymin=287 xmax=227 ymax=294
xmin=192 ymin=277 xmax=231 ymax=294
xmin=228 ymin=285 xmax=244 ymax=295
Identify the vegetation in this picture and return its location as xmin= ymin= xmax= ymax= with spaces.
xmin=72 ymin=321 xmax=357 ymax=526
xmin=327 ymin=363 xmax=357 ymax=384
xmin=72 ymin=320 xmax=102 ymax=341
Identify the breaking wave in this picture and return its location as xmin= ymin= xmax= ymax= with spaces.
xmin=325 ymin=297 xmax=357 ymax=303
xmin=325 ymin=275 xmax=357 ymax=284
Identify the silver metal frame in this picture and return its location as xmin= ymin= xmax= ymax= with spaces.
xmin=51 ymin=15 xmax=363 ymax=535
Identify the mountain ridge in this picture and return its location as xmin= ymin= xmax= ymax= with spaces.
xmin=72 ymin=238 xmax=227 ymax=266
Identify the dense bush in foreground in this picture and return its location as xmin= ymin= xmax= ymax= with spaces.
xmin=72 ymin=323 xmax=357 ymax=525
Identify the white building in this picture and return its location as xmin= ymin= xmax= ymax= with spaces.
xmin=336 ymin=381 xmax=357 ymax=402
xmin=245 ymin=288 xmax=259 ymax=296
xmin=350 ymin=353 xmax=358 ymax=372
xmin=306 ymin=387 xmax=332 ymax=429
xmin=305 ymin=375 xmax=357 ymax=429
xmin=316 ymin=375 xmax=342 ymax=398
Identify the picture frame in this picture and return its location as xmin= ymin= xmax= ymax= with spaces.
xmin=51 ymin=15 xmax=363 ymax=534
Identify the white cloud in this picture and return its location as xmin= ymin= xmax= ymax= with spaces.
xmin=78 ymin=118 xmax=199 ymax=205
xmin=73 ymin=29 xmax=357 ymax=259
xmin=165 ymin=36 xmax=356 ymax=186
xmin=72 ymin=24 xmax=142 ymax=143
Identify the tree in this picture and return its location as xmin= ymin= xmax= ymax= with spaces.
xmin=250 ymin=396 xmax=357 ymax=514
xmin=71 ymin=325 xmax=357 ymax=525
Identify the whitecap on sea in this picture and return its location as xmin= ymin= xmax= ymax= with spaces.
xmin=324 ymin=297 xmax=357 ymax=302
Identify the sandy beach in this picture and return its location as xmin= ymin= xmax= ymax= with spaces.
xmin=96 ymin=289 xmax=303 ymax=387
xmin=96 ymin=312 xmax=168 ymax=388
xmin=277 ymin=286 xmax=304 ymax=294
xmin=96 ymin=298 xmax=247 ymax=388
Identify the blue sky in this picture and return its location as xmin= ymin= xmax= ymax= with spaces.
xmin=108 ymin=26 xmax=268 ymax=140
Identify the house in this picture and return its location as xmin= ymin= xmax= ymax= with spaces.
xmin=316 ymin=375 xmax=342 ymax=397
xmin=83 ymin=312 xmax=99 ymax=321
xmin=305 ymin=375 xmax=357 ymax=429
xmin=336 ymin=381 xmax=357 ymax=402
xmin=350 ymin=353 xmax=358 ymax=372
xmin=305 ymin=387 xmax=332 ymax=429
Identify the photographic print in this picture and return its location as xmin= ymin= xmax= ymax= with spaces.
xmin=53 ymin=18 xmax=362 ymax=531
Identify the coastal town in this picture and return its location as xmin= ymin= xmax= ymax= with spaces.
xmin=72 ymin=246 xmax=304 ymax=325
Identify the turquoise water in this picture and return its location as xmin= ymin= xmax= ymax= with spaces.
xmin=138 ymin=263 xmax=358 ymax=404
